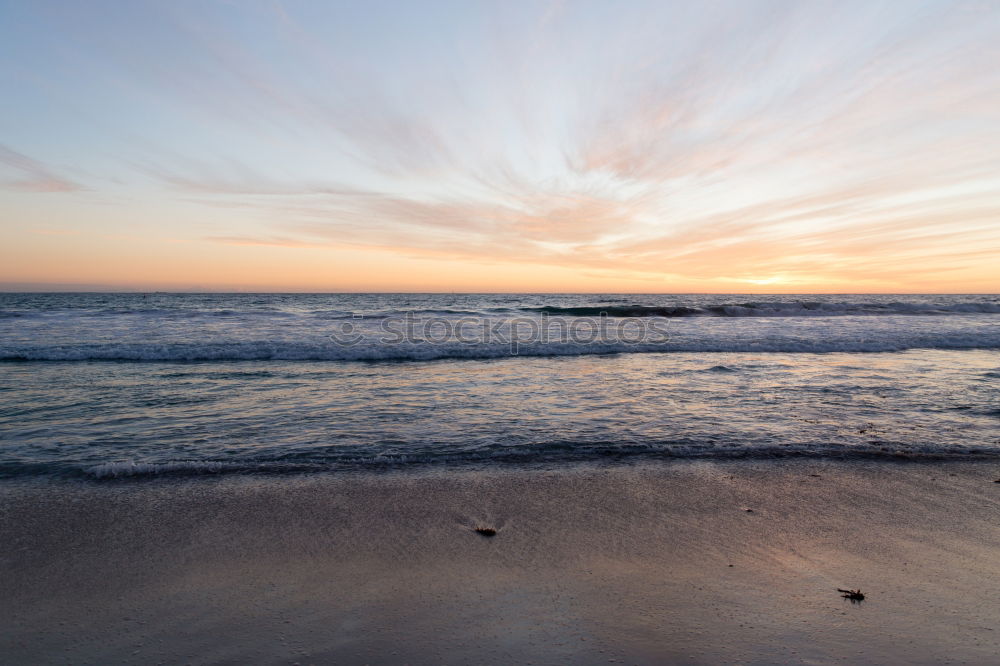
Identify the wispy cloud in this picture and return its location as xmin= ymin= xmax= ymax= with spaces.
xmin=139 ymin=159 xmax=378 ymax=197
xmin=0 ymin=145 xmax=85 ymax=193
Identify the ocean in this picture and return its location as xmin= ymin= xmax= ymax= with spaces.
xmin=1 ymin=292 xmax=999 ymax=479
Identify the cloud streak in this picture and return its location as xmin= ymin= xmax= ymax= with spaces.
xmin=0 ymin=145 xmax=85 ymax=193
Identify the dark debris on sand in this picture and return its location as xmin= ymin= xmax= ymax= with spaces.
xmin=838 ymin=588 xmax=865 ymax=602
xmin=474 ymin=526 xmax=497 ymax=537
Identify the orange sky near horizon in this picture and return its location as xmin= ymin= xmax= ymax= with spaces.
xmin=5 ymin=221 xmax=997 ymax=293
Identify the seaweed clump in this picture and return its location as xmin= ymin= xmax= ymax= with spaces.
xmin=838 ymin=588 xmax=865 ymax=602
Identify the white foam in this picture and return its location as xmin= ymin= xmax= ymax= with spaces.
xmin=85 ymin=460 xmax=245 ymax=478
xmin=4 ymin=331 xmax=1000 ymax=363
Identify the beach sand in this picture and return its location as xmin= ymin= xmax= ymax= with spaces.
xmin=3 ymin=460 xmax=1000 ymax=664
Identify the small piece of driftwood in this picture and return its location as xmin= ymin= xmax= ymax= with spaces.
xmin=474 ymin=526 xmax=497 ymax=537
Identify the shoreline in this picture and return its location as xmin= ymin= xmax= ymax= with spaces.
xmin=4 ymin=459 xmax=1000 ymax=664
xmin=12 ymin=448 xmax=1000 ymax=483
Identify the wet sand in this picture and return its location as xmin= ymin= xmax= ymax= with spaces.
xmin=3 ymin=460 xmax=1000 ymax=664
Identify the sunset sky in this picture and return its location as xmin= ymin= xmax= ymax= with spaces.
xmin=2 ymin=0 xmax=999 ymax=292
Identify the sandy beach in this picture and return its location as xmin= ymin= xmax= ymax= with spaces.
xmin=4 ymin=460 xmax=1000 ymax=664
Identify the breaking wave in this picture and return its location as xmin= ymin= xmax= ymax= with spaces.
xmin=520 ymin=301 xmax=1000 ymax=318
xmin=2 ymin=438 xmax=993 ymax=480
xmin=3 ymin=331 xmax=1000 ymax=362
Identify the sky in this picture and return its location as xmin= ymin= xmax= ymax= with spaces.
xmin=1 ymin=0 xmax=999 ymax=293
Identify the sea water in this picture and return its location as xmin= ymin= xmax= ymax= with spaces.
xmin=1 ymin=293 xmax=998 ymax=478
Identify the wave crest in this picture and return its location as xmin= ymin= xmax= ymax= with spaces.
xmin=3 ymin=333 xmax=1000 ymax=362
xmin=520 ymin=301 xmax=1000 ymax=318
